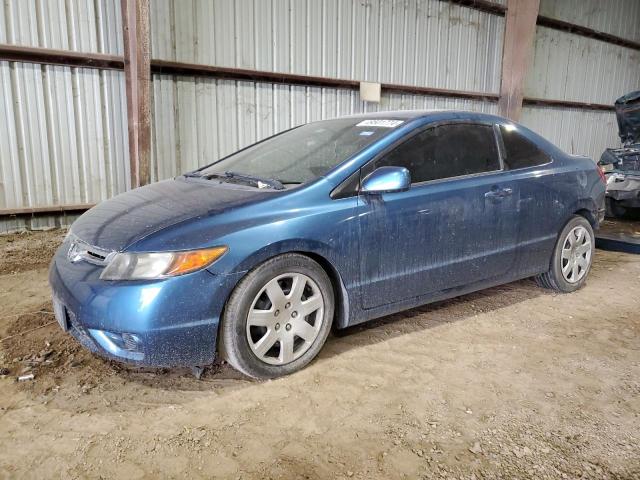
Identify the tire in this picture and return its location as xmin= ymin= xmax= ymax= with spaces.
xmin=535 ymin=215 xmax=595 ymax=293
xmin=605 ymin=197 xmax=627 ymax=218
xmin=220 ymin=253 xmax=334 ymax=379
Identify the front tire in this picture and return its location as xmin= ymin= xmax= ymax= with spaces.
xmin=220 ymin=253 xmax=334 ymax=379
xmin=535 ymin=215 xmax=594 ymax=293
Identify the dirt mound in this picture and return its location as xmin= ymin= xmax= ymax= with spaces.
xmin=0 ymin=229 xmax=66 ymax=275
xmin=0 ymin=300 xmax=245 ymax=413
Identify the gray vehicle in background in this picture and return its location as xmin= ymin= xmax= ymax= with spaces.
xmin=598 ymin=91 xmax=640 ymax=218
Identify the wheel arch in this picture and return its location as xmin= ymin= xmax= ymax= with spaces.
xmin=219 ymin=240 xmax=352 ymax=334
xmin=573 ymin=207 xmax=597 ymax=228
xmin=568 ymin=197 xmax=600 ymax=229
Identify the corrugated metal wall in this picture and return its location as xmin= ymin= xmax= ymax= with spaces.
xmin=525 ymin=27 xmax=640 ymax=105
xmin=1 ymin=0 xmax=639 ymax=233
xmin=151 ymin=75 xmax=498 ymax=181
xmin=519 ymin=1 xmax=640 ymax=161
xmin=539 ymin=0 xmax=640 ymax=42
xmin=520 ymin=105 xmax=620 ymax=157
xmin=0 ymin=0 xmax=128 ymax=232
xmin=149 ymin=0 xmax=506 ymax=181
xmin=0 ymin=0 xmax=123 ymax=54
xmin=150 ymin=0 xmax=505 ymax=94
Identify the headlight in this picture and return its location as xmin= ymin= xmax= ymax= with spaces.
xmin=99 ymin=246 xmax=228 ymax=280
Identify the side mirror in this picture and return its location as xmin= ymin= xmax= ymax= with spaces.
xmin=361 ymin=166 xmax=411 ymax=194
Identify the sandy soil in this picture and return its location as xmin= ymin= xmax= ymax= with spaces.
xmin=0 ymin=229 xmax=639 ymax=479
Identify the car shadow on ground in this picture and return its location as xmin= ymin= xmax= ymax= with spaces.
xmin=322 ymin=278 xmax=549 ymax=360
xmin=4 ymin=277 xmax=550 ymax=400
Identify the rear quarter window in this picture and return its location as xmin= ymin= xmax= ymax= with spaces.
xmin=500 ymin=125 xmax=551 ymax=170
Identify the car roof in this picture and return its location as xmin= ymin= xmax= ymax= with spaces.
xmin=339 ymin=109 xmax=507 ymax=123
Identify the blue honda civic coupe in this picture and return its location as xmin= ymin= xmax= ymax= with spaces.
xmin=49 ymin=110 xmax=606 ymax=378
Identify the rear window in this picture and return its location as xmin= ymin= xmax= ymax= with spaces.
xmin=500 ymin=125 xmax=551 ymax=169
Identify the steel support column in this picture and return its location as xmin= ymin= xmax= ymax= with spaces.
xmin=121 ymin=0 xmax=151 ymax=188
xmin=498 ymin=0 xmax=540 ymax=121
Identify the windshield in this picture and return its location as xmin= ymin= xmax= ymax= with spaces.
xmin=197 ymin=117 xmax=404 ymax=185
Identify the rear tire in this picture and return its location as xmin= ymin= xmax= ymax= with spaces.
xmin=220 ymin=253 xmax=334 ymax=379
xmin=535 ymin=215 xmax=594 ymax=293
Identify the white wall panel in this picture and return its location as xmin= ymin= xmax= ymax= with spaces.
xmin=150 ymin=74 xmax=498 ymax=181
xmin=520 ymin=105 xmax=621 ymax=161
xmin=0 ymin=62 xmax=129 ymax=209
xmin=539 ymin=0 xmax=640 ymax=43
xmin=1 ymin=0 xmax=123 ymax=54
xmin=526 ymin=26 xmax=640 ymax=104
xmin=150 ymin=0 xmax=505 ymax=94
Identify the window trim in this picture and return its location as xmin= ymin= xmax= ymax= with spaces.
xmin=496 ymin=123 xmax=554 ymax=171
xmin=359 ymin=120 xmax=505 ymax=190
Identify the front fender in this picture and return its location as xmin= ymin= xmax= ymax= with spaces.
xmin=208 ymin=238 xmax=353 ymax=330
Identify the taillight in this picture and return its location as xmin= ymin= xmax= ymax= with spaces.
xmin=597 ymin=165 xmax=607 ymax=184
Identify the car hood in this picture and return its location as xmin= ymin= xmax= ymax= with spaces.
xmin=615 ymin=90 xmax=640 ymax=145
xmin=70 ymin=178 xmax=275 ymax=251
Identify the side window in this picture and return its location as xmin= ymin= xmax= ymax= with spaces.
xmin=376 ymin=124 xmax=500 ymax=184
xmin=500 ymin=125 xmax=551 ymax=169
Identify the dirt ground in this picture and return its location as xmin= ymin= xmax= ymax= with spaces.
xmin=0 ymin=229 xmax=639 ymax=479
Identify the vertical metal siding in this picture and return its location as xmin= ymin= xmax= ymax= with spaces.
xmin=525 ymin=26 xmax=640 ymax=104
xmin=1 ymin=0 xmax=634 ymax=235
xmin=520 ymin=106 xmax=620 ymax=160
xmin=0 ymin=61 xmax=129 ymax=230
xmin=539 ymin=0 xmax=640 ymax=43
xmin=1 ymin=0 xmax=127 ymax=233
xmin=1 ymin=0 xmax=123 ymax=54
xmin=150 ymin=0 xmax=505 ymax=94
xmin=150 ymin=74 xmax=499 ymax=181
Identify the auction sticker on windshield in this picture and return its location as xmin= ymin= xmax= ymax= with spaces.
xmin=356 ymin=119 xmax=404 ymax=128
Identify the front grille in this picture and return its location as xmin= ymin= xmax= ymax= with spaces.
xmin=67 ymin=235 xmax=114 ymax=266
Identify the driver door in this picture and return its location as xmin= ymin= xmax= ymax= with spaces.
xmin=358 ymin=123 xmax=520 ymax=309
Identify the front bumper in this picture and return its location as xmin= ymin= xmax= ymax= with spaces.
xmin=48 ymin=241 xmax=244 ymax=367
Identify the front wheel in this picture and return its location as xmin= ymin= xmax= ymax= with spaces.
xmin=535 ymin=215 xmax=594 ymax=293
xmin=219 ymin=253 xmax=334 ymax=379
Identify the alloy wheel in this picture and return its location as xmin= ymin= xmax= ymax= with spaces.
xmin=560 ymin=225 xmax=592 ymax=284
xmin=246 ymin=273 xmax=325 ymax=365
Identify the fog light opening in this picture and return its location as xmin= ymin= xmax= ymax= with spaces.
xmin=89 ymin=329 xmax=144 ymax=361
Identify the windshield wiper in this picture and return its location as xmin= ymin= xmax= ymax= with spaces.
xmin=222 ymin=171 xmax=285 ymax=190
xmin=184 ymin=170 xmax=285 ymax=190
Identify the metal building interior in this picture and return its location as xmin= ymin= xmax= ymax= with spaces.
xmin=0 ymin=0 xmax=639 ymax=478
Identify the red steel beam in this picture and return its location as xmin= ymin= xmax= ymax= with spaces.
xmin=151 ymin=59 xmax=500 ymax=102
xmin=442 ymin=0 xmax=640 ymax=51
xmin=0 ymin=44 xmax=124 ymax=69
xmin=0 ymin=44 xmax=616 ymax=112
xmin=121 ymin=0 xmax=151 ymax=188
xmin=0 ymin=204 xmax=95 ymax=216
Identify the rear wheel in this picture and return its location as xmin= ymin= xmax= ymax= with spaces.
xmin=535 ymin=215 xmax=594 ymax=293
xmin=220 ymin=253 xmax=334 ymax=379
